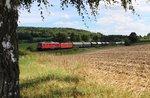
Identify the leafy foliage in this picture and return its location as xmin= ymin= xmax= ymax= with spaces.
xmin=81 ymin=34 xmax=91 ymax=42
xmin=17 ymin=27 xmax=101 ymax=42
xmin=17 ymin=27 xmax=139 ymax=43
xmin=91 ymin=33 xmax=102 ymax=42
xmin=18 ymin=0 xmax=143 ymax=21
xmin=100 ymin=35 xmax=128 ymax=42
xmin=17 ymin=27 xmax=93 ymax=35
xmin=124 ymin=38 xmax=131 ymax=46
xmin=17 ymin=32 xmax=33 ymax=40
xmin=70 ymin=33 xmax=82 ymax=42
xmin=54 ymin=33 xmax=69 ymax=42
xmin=128 ymin=32 xmax=139 ymax=43
xmin=60 ymin=0 xmax=136 ymax=18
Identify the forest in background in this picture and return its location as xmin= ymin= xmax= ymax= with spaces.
xmin=17 ymin=27 xmax=130 ymax=43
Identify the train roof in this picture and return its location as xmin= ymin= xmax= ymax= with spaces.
xmin=91 ymin=42 xmax=97 ymax=44
xmin=38 ymin=42 xmax=59 ymax=44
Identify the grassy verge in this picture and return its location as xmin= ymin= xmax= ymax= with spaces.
xmin=135 ymin=40 xmax=150 ymax=45
xmin=19 ymin=43 xmax=37 ymax=51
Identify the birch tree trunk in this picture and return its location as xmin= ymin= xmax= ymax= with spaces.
xmin=0 ymin=0 xmax=20 ymax=97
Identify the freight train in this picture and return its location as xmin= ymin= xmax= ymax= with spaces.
xmin=37 ymin=41 xmax=125 ymax=50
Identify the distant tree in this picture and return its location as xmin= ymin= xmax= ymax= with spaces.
xmin=93 ymin=35 xmax=99 ymax=42
xmin=81 ymin=34 xmax=90 ymax=42
xmin=76 ymin=34 xmax=82 ymax=42
xmin=70 ymin=33 xmax=76 ymax=41
xmin=142 ymin=33 xmax=150 ymax=40
xmin=91 ymin=33 xmax=101 ymax=42
xmin=51 ymin=33 xmax=57 ymax=42
xmin=55 ymin=33 xmax=68 ymax=42
xmin=129 ymin=32 xmax=139 ymax=43
xmin=100 ymin=35 xmax=128 ymax=42
xmin=41 ymin=32 xmax=49 ymax=37
xmin=70 ymin=33 xmax=82 ymax=42
xmin=17 ymin=32 xmax=33 ymax=41
xmin=124 ymin=38 xmax=131 ymax=46
xmin=31 ymin=32 xmax=40 ymax=37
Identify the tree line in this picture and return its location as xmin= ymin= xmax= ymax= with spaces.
xmin=18 ymin=27 xmax=146 ymax=46
xmin=17 ymin=27 xmax=130 ymax=43
xmin=141 ymin=33 xmax=150 ymax=40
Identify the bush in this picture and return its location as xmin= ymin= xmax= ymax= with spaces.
xmin=17 ymin=32 xmax=33 ymax=41
xmin=129 ymin=32 xmax=138 ymax=43
xmin=19 ymin=49 xmax=29 ymax=56
xmin=124 ymin=38 xmax=131 ymax=46
xmin=26 ymin=46 xmax=36 ymax=51
xmin=72 ymin=46 xmax=79 ymax=51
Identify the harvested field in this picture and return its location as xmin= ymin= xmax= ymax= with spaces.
xmin=78 ymin=44 xmax=150 ymax=97
xmin=36 ymin=44 xmax=150 ymax=97
xmin=81 ymin=45 xmax=150 ymax=95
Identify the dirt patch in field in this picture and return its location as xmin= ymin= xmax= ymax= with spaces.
xmin=76 ymin=44 xmax=150 ymax=96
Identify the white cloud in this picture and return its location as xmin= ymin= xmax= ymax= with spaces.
xmin=94 ymin=0 xmax=150 ymax=36
xmin=18 ymin=2 xmax=73 ymax=25
xmin=49 ymin=12 xmax=71 ymax=19
xmin=138 ymin=6 xmax=150 ymax=12
xmin=54 ymin=21 xmax=80 ymax=28
xmin=96 ymin=13 xmax=134 ymax=25
xmin=97 ymin=17 xmax=113 ymax=25
xmin=19 ymin=10 xmax=72 ymax=24
xmin=114 ymin=20 xmax=150 ymax=35
xmin=19 ymin=17 xmax=41 ymax=24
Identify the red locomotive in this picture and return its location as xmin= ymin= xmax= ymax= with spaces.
xmin=37 ymin=42 xmax=73 ymax=50
xmin=60 ymin=43 xmax=73 ymax=49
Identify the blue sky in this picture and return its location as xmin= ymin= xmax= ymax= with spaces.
xmin=18 ymin=0 xmax=150 ymax=36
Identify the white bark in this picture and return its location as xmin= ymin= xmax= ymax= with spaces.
xmin=0 ymin=22 xmax=3 ymax=27
xmin=5 ymin=0 xmax=11 ymax=9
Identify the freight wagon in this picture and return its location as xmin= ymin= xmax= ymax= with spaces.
xmin=37 ymin=41 xmax=125 ymax=50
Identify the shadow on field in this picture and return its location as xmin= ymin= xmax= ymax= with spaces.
xmin=20 ymin=73 xmax=80 ymax=89
xmin=28 ymin=87 xmax=83 ymax=98
xmin=20 ymin=73 xmax=84 ymax=98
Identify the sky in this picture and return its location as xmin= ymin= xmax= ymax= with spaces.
xmin=18 ymin=0 xmax=150 ymax=36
